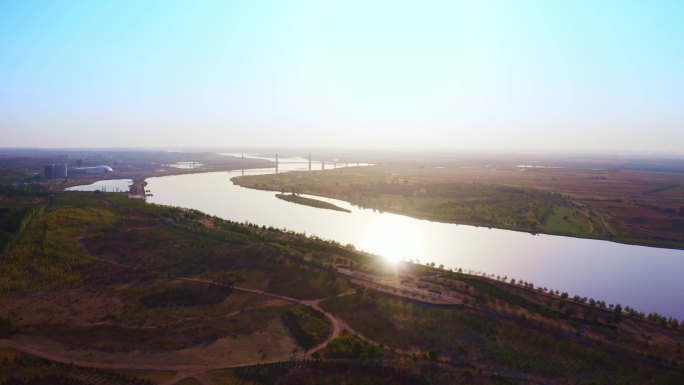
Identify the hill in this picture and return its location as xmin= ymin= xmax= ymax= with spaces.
xmin=0 ymin=188 xmax=682 ymax=384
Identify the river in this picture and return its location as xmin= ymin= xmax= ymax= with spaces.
xmin=72 ymin=155 xmax=684 ymax=319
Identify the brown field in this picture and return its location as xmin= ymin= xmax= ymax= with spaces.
xmin=234 ymin=161 xmax=684 ymax=248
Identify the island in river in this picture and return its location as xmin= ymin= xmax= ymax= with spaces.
xmin=275 ymin=193 xmax=351 ymax=213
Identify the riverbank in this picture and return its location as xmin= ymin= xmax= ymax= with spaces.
xmin=129 ymin=177 xmax=147 ymax=199
xmin=232 ymin=167 xmax=684 ymax=251
xmin=146 ymin=169 xmax=684 ymax=319
xmin=1 ymin=190 xmax=682 ymax=384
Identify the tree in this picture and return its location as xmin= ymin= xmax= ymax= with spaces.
xmin=669 ymin=318 xmax=679 ymax=329
xmin=214 ymin=272 xmax=236 ymax=287
xmin=427 ymin=348 xmax=439 ymax=361
xmin=0 ymin=317 xmax=16 ymax=338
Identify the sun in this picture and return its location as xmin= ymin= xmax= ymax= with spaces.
xmin=358 ymin=218 xmax=423 ymax=266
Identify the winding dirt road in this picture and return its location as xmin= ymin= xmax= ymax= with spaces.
xmin=0 ymin=281 xmax=554 ymax=385
xmin=0 ymin=283 xmax=366 ymax=385
xmin=178 ymin=278 xmax=370 ymax=357
xmin=9 ymin=239 xmax=385 ymax=385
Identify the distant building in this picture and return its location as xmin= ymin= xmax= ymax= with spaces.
xmin=69 ymin=165 xmax=114 ymax=175
xmin=76 ymin=159 xmax=83 ymax=167
xmin=45 ymin=163 xmax=68 ymax=179
xmin=53 ymin=164 xmax=68 ymax=178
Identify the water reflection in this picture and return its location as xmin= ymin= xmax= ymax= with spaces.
xmin=66 ymin=179 xmax=132 ymax=192
xmin=140 ymin=156 xmax=684 ymax=319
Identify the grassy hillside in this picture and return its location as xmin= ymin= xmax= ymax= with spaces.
xmin=0 ymin=189 xmax=682 ymax=384
xmin=0 ymin=192 xmax=346 ymax=361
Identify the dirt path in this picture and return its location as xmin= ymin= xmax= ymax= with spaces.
xmin=177 ymin=278 xmax=357 ymax=356
xmin=0 ymin=283 xmax=375 ymax=385
xmin=159 ymin=370 xmax=214 ymax=385
xmin=1 ymin=271 xmax=447 ymax=385
xmin=21 ymin=242 xmax=384 ymax=384
xmin=189 ymin=280 xmax=383 ymax=355
xmin=304 ymin=291 xmax=356 ymax=356
xmin=31 ymin=200 xmax=555 ymax=384
xmin=3 ymin=237 xmax=462 ymax=385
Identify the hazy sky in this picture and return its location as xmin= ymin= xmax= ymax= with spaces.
xmin=1 ymin=1 xmax=683 ymax=152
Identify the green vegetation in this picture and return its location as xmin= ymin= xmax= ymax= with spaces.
xmin=139 ymin=283 xmax=232 ymax=308
xmin=175 ymin=379 xmax=202 ymax=385
xmin=216 ymin=361 xmax=431 ymax=385
xmin=0 ymin=186 xmax=48 ymax=253
xmin=281 ymin=305 xmax=331 ymax=349
xmin=234 ymin=168 xmax=609 ymax=239
xmin=321 ymin=290 xmax=684 ymax=385
xmin=0 ymin=349 xmax=154 ymax=385
xmin=281 ymin=312 xmax=312 ymax=350
xmin=456 ymin=275 xmax=560 ymax=319
xmin=0 ymin=197 xmax=120 ymax=292
xmin=275 ymin=194 xmax=351 ymax=213
xmin=0 ymin=318 xmax=16 ymax=338
xmin=32 ymin=299 xmax=292 ymax=352
xmin=0 ymin=186 xmax=682 ymax=383
xmin=266 ymin=260 xmax=349 ymax=299
xmin=112 ymin=370 xmax=176 ymax=384
xmin=0 ymin=205 xmax=44 ymax=254
xmin=234 ymin=163 xmax=684 ymax=249
xmin=0 ymin=191 xmax=358 ymax=355
xmin=209 ymin=360 xmax=527 ymax=385
xmin=325 ymin=333 xmax=383 ymax=360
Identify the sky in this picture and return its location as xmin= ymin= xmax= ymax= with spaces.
xmin=1 ymin=0 xmax=683 ymax=153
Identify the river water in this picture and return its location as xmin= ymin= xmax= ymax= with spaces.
xmin=65 ymin=179 xmax=132 ymax=192
xmin=74 ymin=155 xmax=684 ymax=319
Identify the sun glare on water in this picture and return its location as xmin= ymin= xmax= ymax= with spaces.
xmin=359 ymin=219 xmax=424 ymax=265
